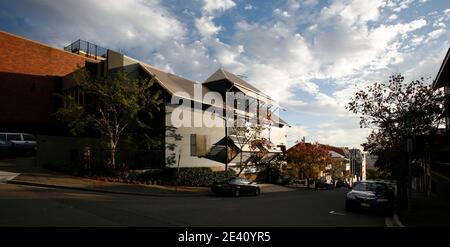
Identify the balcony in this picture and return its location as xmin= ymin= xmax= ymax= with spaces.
xmin=64 ymin=40 xmax=107 ymax=60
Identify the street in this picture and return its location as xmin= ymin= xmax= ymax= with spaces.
xmin=0 ymin=183 xmax=385 ymax=227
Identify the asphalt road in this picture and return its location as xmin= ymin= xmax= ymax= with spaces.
xmin=0 ymin=183 xmax=386 ymax=227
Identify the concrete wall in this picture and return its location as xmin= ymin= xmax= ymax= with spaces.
xmin=165 ymin=104 xmax=226 ymax=170
xmin=36 ymin=135 xmax=100 ymax=167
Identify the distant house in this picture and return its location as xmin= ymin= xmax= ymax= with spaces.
xmin=0 ymin=30 xmax=289 ymax=172
xmin=286 ymin=141 xmax=353 ymax=183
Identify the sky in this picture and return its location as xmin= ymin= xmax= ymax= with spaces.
xmin=0 ymin=0 xmax=449 ymax=149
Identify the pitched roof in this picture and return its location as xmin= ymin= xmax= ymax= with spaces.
xmin=433 ymin=46 xmax=450 ymax=89
xmin=204 ymin=68 xmax=266 ymax=94
xmin=139 ymin=63 xmax=212 ymax=99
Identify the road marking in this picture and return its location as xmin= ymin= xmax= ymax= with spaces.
xmin=206 ymin=198 xmax=222 ymax=201
xmin=329 ymin=210 xmax=346 ymax=216
xmin=0 ymin=171 xmax=20 ymax=184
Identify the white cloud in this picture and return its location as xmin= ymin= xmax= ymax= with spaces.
xmin=428 ymin=28 xmax=446 ymax=40
xmin=202 ymin=0 xmax=236 ymax=15
xmin=389 ymin=14 xmax=398 ymax=21
xmin=244 ymin=4 xmax=254 ymax=10
xmin=195 ymin=16 xmax=222 ymax=37
xmin=411 ymin=35 xmax=424 ymax=45
xmin=391 ymin=0 xmax=414 ymax=12
xmin=287 ymin=125 xmax=309 ymax=147
xmin=434 ymin=22 xmax=447 ymax=28
xmin=287 ymin=0 xmax=301 ymax=10
xmin=320 ymin=0 xmax=385 ymax=26
xmin=445 ymin=8 xmax=450 ymax=16
xmin=273 ymin=8 xmax=291 ymax=17
xmin=314 ymin=126 xmax=371 ymax=148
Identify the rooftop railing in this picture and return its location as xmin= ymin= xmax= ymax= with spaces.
xmin=64 ymin=39 xmax=107 ymax=59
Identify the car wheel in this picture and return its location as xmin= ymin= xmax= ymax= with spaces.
xmin=254 ymin=188 xmax=260 ymax=196
xmin=235 ymin=189 xmax=240 ymax=197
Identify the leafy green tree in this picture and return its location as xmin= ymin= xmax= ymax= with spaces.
xmin=56 ymin=68 xmax=162 ymax=170
xmin=348 ymin=74 xmax=443 ymax=208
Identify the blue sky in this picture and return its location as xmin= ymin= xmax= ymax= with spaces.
xmin=1 ymin=0 xmax=449 ymax=148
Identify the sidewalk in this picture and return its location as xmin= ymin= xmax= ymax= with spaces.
xmin=1 ymin=158 xmax=295 ymax=197
xmin=8 ymin=172 xmax=213 ymax=197
xmin=399 ymin=191 xmax=450 ymax=227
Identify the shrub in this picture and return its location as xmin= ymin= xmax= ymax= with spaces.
xmin=132 ymin=167 xmax=237 ymax=187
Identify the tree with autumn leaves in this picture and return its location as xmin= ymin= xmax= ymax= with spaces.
xmin=287 ymin=142 xmax=332 ymax=185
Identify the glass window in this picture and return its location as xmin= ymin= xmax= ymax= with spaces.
xmin=6 ymin=134 xmax=21 ymax=141
xmin=23 ymin=134 xmax=36 ymax=141
xmin=190 ymin=134 xmax=197 ymax=156
xmin=0 ymin=134 xmax=6 ymax=144
xmin=353 ymin=182 xmax=386 ymax=193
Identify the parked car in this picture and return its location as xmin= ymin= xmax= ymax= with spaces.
xmin=315 ymin=180 xmax=334 ymax=190
xmin=346 ymin=180 xmax=394 ymax=214
xmin=211 ymin=177 xmax=260 ymax=197
xmin=0 ymin=133 xmax=37 ymax=157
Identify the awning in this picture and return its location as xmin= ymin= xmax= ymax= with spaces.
xmin=230 ymin=151 xmax=254 ymax=164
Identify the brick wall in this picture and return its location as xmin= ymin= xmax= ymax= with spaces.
xmin=0 ymin=31 xmax=90 ymax=76
xmin=0 ymin=31 xmax=93 ymax=127
xmin=0 ymin=72 xmax=57 ymax=124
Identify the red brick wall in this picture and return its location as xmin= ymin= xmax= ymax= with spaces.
xmin=0 ymin=31 xmax=92 ymax=126
xmin=0 ymin=72 xmax=56 ymax=124
xmin=0 ymin=31 xmax=89 ymax=76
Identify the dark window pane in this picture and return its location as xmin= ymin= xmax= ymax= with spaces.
xmin=6 ymin=134 xmax=21 ymax=141
xmin=0 ymin=134 xmax=6 ymax=144
xmin=23 ymin=134 xmax=36 ymax=141
xmin=190 ymin=134 xmax=196 ymax=156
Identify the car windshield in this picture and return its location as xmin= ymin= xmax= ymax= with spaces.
xmin=353 ymin=182 xmax=386 ymax=193
xmin=229 ymin=178 xmax=250 ymax=185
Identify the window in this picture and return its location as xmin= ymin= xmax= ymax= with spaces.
xmin=6 ymin=134 xmax=21 ymax=141
xmin=190 ymin=134 xmax=197 ymax=156
xmin=23 ymin=134 xmax=36 ymax=141
xmin=190 ymin=134 xmax=208 ymax=156
xmin=0 ymin=134 xmax=6 ymax=144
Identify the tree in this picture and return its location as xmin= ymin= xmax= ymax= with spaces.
xmin=56 ymin=68 xmax=162 ymax=170
xmin=230 ymin=123 xmax=271 ymax=175
xmin=287 ymin=142 xmax=331 ymax=185
xmin=329 ymin=158 xmax=346 ymax=182
xmin=347 ymin=74 xmax=443 ymax=208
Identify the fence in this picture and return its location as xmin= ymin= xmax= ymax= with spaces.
xmin=64 ymin=40 xmax=107 ymax=59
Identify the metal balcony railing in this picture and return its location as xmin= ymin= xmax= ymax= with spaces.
xmin=64 ymin=39 xmax=107 ymax=59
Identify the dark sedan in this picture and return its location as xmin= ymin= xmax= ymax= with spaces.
xmin=315 ymin=180 xmax=334 ymax=190
xmin=211 ymin=177 xmax=260 ymax=197
xmin=346 ymin=180 xmax=394 ymax=214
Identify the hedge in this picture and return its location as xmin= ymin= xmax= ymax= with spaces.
xmin=133 ymin=167 xmax=237 ymax=186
